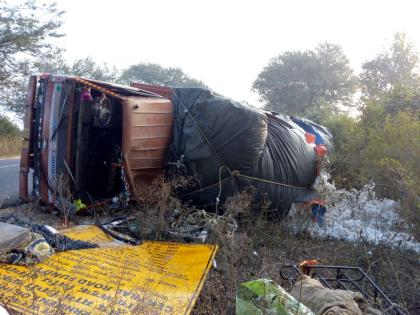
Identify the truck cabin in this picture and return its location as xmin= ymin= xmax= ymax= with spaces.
xmin=20 ymin=74 xmax=174 ymax=209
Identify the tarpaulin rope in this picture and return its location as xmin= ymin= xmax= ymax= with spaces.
xmin=216 ymin=165 xmax=231 ymax=213
xmin=181 ymin=168 xmax=311 ymax=201
xmin=231 ymin=170 xmax=310 ymax=190
xmin=181 ymin=176 xmax=232 ymax=197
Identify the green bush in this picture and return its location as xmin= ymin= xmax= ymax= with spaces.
xmin=0 ymin=115 xmax=21 ymax=157
xmin=0 ymin=115 xmax=20 ymax=137
xmin=325 ymin=109 xmax=419 ymax=240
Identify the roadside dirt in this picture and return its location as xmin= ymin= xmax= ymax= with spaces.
xmin=1 ymin=203 xmax=419 ymax=315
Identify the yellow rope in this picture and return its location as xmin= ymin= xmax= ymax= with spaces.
xmin=232 ymin=170 xmax=310 ymax=190
xmin=181 ymin=168 xmax=310 ymax=199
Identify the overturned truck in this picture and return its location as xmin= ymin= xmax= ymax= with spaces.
xmin=19 ymin=74 xmax=332 ymax=217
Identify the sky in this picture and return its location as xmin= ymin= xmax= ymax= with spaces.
xmin=53 ymin=0 xmax=420 ymax=105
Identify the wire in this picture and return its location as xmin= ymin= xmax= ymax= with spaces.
xmin=181 ymin=169 xmax=310 ymax=199
xmin=172 ymin=209 xmax=238 ymax=237
xmin=63 ymin=160 xmax=76 ymax=187
xmin=95 ymin=220 xmax=141 ymax=245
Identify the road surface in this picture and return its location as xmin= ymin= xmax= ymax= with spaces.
xmin=0 ymin=157 xmax=32 ymax=207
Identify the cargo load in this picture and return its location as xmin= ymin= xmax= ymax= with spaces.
xmin=165 ymin=88 xmax=332 ymax=217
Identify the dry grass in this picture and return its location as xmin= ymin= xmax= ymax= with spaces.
xmin=2 ymin=180 xmax=419 ymax=314
xmin=192 ymin=219 xmax=420 ymax=314
xmin=191 ymin=191 xmax=420 ymax=315
xmin=0 ymin=136 xmax=21 ymax=158
xmin=133 ymin=175 xmax=194 ymax=240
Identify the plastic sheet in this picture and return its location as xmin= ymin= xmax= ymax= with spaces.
xmin=236 ymin=278 xmax=314 ymax=315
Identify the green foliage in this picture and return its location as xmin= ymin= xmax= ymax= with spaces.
xmin=69 ymin=57 xmax=119 ymax=82
xmin=253 ymin=43 xmax=356 ymax=119
xmin=0 ymin=0 xmax=64 ymax=117
xmin=1 ymin=79 xmax=27 ymax=117
xmin=35 ymin=55 xmax=120 ymax=82
xmin=0 ymin=115 xmax=20 ymax=136
xmin=361 ymin=112 xmax=419 ymax=196
xmin=120 ymin=63 xmax=207 ymax=88
xmin=4 ymin=54 xmax=120 ymax=115
xmin=3 ymin=57 xmax=208 ymax=117
xmin=0 ymin=114 xmax=21 ymax=158
xmin=0 ymin=0 xmax=64 ymax=85
xmin=360 ymin=33 xmax=420 ymax=102
xmin=323 ymin=114 xmax=364 ymax=188
xmin=328 ymin=108 xmax=419 ymax=193
xmin=376 ymin=85 xmax=420 ymax=116
xmin=325 ymin=34 xmax=420 ymax=234
xmin=326 ymin=109 xmax=420 ymax=238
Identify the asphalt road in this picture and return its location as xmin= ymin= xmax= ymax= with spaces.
xmin=0 ymin=157 xmax=32 ymax=207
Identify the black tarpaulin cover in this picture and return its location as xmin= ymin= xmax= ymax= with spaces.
xmin=168 ymin=88 xmax=331 ymax=217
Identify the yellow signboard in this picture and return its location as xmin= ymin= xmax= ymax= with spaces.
xmin=61 ymin=225 xmax=119 ymax=247
xmin=0 ymin=226 xmax=217 ymax=315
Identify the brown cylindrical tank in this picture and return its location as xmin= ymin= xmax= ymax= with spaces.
xmin=122 ymin=96 xmax=174 ymax=193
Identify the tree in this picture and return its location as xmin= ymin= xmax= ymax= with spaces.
xmin=372 ymin=85 xmax=420 ymax=116
xmin=0 ymin=0 xmax=64 ymax=116
xmin=35 ymin=55 xmax=119 ymax=82
xmin=5 ymin=53 xmax=120 ymax=116
xmin=68 ymin=57 xmax=119 ymax=82
xmin=0 ymin=0 xmax=63 ymax=86
xmin=252 ymin=43 xmax=356 ymax=119
xmin=360 ymin=33 xmax=420 ymax=101
xmin=326 ymin=34 xmax=420 ymax=240
xmin=0 ymin=114 xmax=20 ymax=136
xmin=325 ymin=109 xmax=420 ymax=239
xmin=119 ymin=63 xmax=207 ymax=88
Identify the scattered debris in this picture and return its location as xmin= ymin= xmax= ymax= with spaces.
xmin=97 ymin=209 xmax=238 ymax=244
xmin=0 ymin=222 xmax=31 ymax=252
xmin=11 ymin=74 xmax=418 ymax=314
xmin=281 ymin=263 xmax=407 ymax=314
xmin=0 ymin=222 xmax=53 ymax=266
xmin=0 ymin=225 xmax=217 ymax=315
xmin=287 ymin=173 xmax=420 ymax=253
xmin=290 ymin=275 xmax=382 ymax=315
xmin=0 ymin=231 xmax=53 ymax=266
xmin=169 ymin=209 xmax=238 ymax=243
xmin=0 ymin=214 xmax=97 ymax=265
xmin=236 ymin=278 xmax=314 ymax=315
xmin=236 ymin=262 xmax=399 ymax=315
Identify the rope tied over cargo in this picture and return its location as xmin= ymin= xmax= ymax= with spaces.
xmin=231 ymin=171 xmax=310 ymax=190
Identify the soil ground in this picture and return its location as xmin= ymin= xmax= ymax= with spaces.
xmin=1 ymin=203 xmax=419 ymax=315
